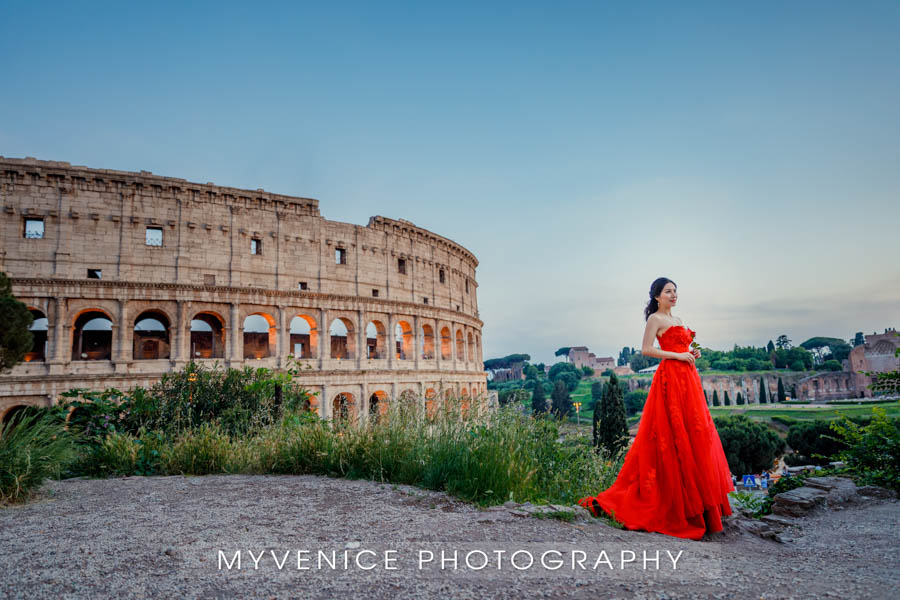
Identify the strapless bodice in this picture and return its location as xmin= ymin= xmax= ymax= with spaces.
xmin=657 ymin=325 xmax=695 ymax=352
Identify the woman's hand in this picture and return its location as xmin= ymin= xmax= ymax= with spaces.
xmin=678 ymin=351 xmax=696 ymax=365
xmin=692 ymin=348 xmax=702 ymax=359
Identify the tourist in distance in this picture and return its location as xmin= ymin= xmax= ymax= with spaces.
xmin=578 ymin=277 xmax=735 ymax=540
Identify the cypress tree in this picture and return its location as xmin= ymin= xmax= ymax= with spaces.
xmin=0 ymin=272 xmax=34 ymax=373
xmin=777 ymin=377 xmax=786 ymax=403
xmin=723 ymin=390 xmax=731 ymax=406
xmin=759 ymin=377 xmax=768 ymax=404
xmin=550 ymin=379 xmax=572 ymax=419
xmin=736 ymin=391 xmax=744 ymax=405
xmin=792 ymin=384 xmax=798 ymax=401
xmin=597 ymin=373 xmax=628 ymax=454
xmin=531 ymin=381 xmax=547 ymax=415
xmin=712 ymin=389 xmax=720 ymax=406
xmin=591 ymin=381 xmax=603 ymax=449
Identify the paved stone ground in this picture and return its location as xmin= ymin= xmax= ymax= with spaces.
xmin=1 ymin=475 xmax=897 ymax=599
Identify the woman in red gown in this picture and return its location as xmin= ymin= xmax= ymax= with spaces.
xmin=578 ymin=277 xmax=734 ymax=541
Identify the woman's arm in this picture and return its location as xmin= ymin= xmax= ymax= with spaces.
xmin=640 ymin=316 xmax=693 ymax=362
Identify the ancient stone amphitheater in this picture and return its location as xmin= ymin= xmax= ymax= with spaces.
xmin=0 ymin=157 xmax=489 ymax=425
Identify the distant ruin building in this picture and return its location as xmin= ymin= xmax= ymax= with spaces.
xmin=567 ymin=346 xmax=615 ymax=373
xmin=0 ymin=157 xmax=489 ymax=424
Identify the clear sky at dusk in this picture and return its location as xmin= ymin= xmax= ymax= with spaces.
xmin=2 ymin=1 xmax=898 ymax=365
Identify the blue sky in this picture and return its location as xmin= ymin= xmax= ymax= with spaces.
xmin=3 ymin=1 xmax=898 ymax=365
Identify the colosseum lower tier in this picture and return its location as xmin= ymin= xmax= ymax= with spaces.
xmin=0 ymin=157 xmax=489 ymax=424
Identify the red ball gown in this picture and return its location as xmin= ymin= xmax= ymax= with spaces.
xmin=578 ymin=325 xmax=734 ymax=540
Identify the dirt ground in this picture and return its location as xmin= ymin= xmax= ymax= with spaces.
xmin=1 ymin=474 xmax=897 ymax=599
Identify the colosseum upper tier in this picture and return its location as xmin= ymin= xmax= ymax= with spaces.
xmin=0 ymin=157 xmax=488 ymax=424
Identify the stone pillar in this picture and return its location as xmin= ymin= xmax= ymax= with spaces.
xmin=356 ymin=309 xmax=364 ymax=368
xmin=228 ymin=303 xmax=241 ymax=365
xmin=321 ymin=384 xmax=330 ymax=420
xmin=436 ymin=321 xmax=443 ymax=371
xmin=413 ymin=315 xmax=421 ymax=371
xmin=278 ymin=306 xmax=288 ymax=367
xmin=281 ymin=308 xmax=293 ymax=362
xmin=48 ymin=296 xmax=67 ymax=374
xmin=359 ymin=382 xmax=368 ymax=426
xmin=173 ymin=300 xmax=187 ymax=365
xmin=319 ymin=308 xmax=329 ymax=367
xmin=387 ymin=313 xmax=395 ymax=370
xmin=114 ymin=299 xmax=130 ymax=372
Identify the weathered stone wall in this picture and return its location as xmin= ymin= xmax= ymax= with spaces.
xmin=0 ymin=157 xmax=488 ymax=422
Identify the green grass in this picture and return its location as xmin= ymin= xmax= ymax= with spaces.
xmin=1 ymin=412 xmax=78 ymax=505
xmin=55 ymin=398 xmax=626 ymax=510
xmin=709 ymin=401 xmax=900 ymax=422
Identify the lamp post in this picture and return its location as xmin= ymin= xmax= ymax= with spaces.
xmin=573 ymin=401 xmax=582 ymax=425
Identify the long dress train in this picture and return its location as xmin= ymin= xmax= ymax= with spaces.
xmin=578 ymin=325 xmax=734 ymax=541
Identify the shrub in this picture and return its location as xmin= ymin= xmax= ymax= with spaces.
xmin=828 ymin=407 xmax=900 ymax=491
xmin=714 ymin=415 xmax=783 ymax=475
xmin=0 ymin=411 xmax=78 ymax=504
xmin=785 ymin=420 xmax=857 ymax=466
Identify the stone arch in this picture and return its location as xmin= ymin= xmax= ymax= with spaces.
xmin=455 ymin=328 xmax=465 ymax=361
xmin=467 ymin=331 xmax=474 ymax=363
xmin=424 ymin=387 xmax=438 ymax=419
xmin=369 ymin=390 xmax=389 ymax=422
xmin=421 ymin=324 xmax=435 ymax=360
xmin=366 ymin=319 xmax=387 ymax=359
xmin=71 ymin=309 xmax=114 ymax=361
xmin=394 ymin=320 xmax=414 ymax=360
xmin=440 ymin=326 xmax=452 ymax=360
xmin=289 ymin=314 xmax=318 ymax=359
xmin=243 ymin=312 xmax=277 ymax=359
xmin=332 ymin=392 xmax=357 ymax=427
xmin=133 ymin=309 xmax=171 ymax=360
xmin=330 ymin=317 xmax=355 ymax=359
xmin=1 ymin=404 xmax=34 ymax=428
xmin=190 ymin=311 xmax=226 ymax=359
xmin=24 ymin=308 xmax=48 ymax=363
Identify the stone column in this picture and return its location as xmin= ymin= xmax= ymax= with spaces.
xmin=282 ymin=308 xmax=294 ymax=362
xmin=321 ymin=384 xmax=330 ymax=420
xmin=435 ymin=320 xmax=443 ymax=371
xmin=228 ymin=303 xmax=241 ymax=365
xmin=278 ymin=306 xmax=288 ymax=367
xmin=319 ymin=308 xmax=329 ymax=368
xmin=413 ymin=315 xmax=421 ymax=371
xmin=48 ymin=296 xmax=67 ymax=374
xmin=114 ymin=299 xmax=130 ymax=372
xmin=172 ymin=300 xmax=187 ymax=365
xmin=387 ymin=313 xmax=395 ymax=370
xmin=356 ymin=309 xmax=364 ymax=368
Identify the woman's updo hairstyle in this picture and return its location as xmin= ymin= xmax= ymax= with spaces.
xmin=644 ymin=277 xmax=676 ymax=321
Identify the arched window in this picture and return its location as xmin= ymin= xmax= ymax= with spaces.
xmin=330 ymin=317 xmax=354 ymax=359
xmin=455 ymin=329 xmax=464 ymax=361
xmin=421 ymin=324 xmax=435 ymax=360
xmin=133 ymin=310 xmax=171 ymax=360
xmin=289 ymin=315 xmax=317 ymax=359
xmin=244 ymin=313 xmax=276 ymax=359
xmin=440 ymin=327 xmax=451 ymax=360
xmin=190 ymin=312 xmax=225 ymax=358
xmin=366 ymin=320 xmax=386 ymax=359
xmin=72 ymin=311 xmax=113 ymax=361
xmin=395 ymin=321 xmax=413 ymax=360
xmin=24 ymin=309 xmax=48 ymax=362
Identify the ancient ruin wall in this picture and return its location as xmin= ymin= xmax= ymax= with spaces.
xmin=0 ymin=157 xmax=488 ymax=422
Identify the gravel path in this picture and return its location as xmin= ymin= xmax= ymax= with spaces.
xmin=1 ymin=475 xmax=897 ymax=599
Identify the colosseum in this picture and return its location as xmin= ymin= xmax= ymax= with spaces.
xmin=0 ymin=157 xmax=489 ymax=425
